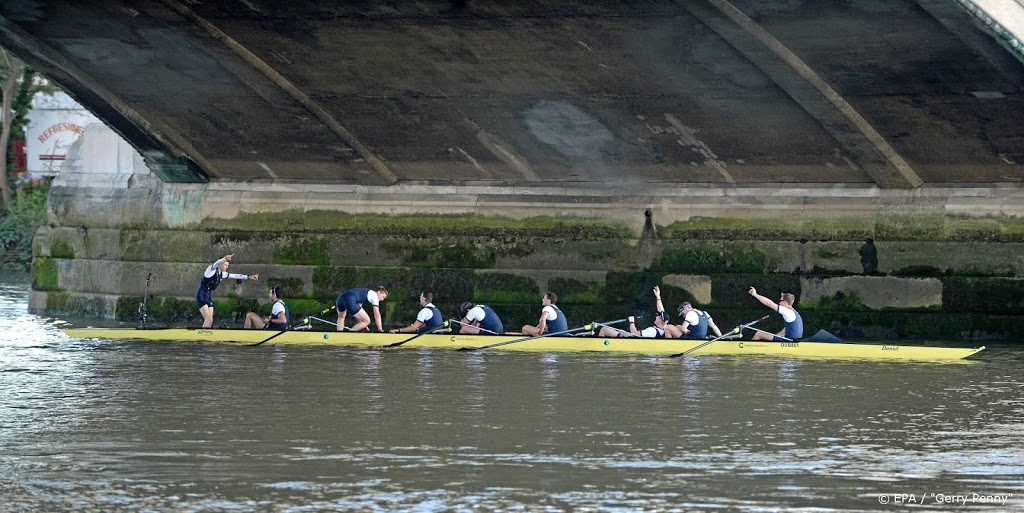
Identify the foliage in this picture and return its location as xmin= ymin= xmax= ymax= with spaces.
xmin=1 ymin=187 xmax=48 ymax=269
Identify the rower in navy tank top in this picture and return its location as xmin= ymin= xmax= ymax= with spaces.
xmin=390 ymin=291 xmax=444 ymax=334
xmin=522 ymin=291 xmax=568 ymax=336
xmin=674 ymin=302 xmax=724 ymax=340
xmin=336 ymin=285 xmax=389 ymax=332
xmin=458 ymin=302 xmax=505 ymax=335
xmin=748 ymin=287 xmax=804 ymax=341
xmin=195 ymin=253 xmax=259 ymax=328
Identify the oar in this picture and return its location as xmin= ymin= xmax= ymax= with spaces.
xmin=384 ymin=320 xmax=451 ymax=348
xmin=669 ymin=314 xmax=770 ymax=358
xmin=249 ymin=306 xmax=335 ymax=347
xmin=448 ymin=318 xmax=500 ymax=335
xmin=593 ymin=321 xmax=637 ymax=337
xmin=745 ymin=325 xmax=793 ymax=342
xmin=455 ymin=316 xmax=641 ymax=352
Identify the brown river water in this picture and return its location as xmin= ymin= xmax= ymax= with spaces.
xmin=1 ymin=272 xmax=1022 ymax=512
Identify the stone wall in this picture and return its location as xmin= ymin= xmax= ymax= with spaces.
xmin=32 ymin=185 xmax=1024 ymax=339
xmin=31 ymin=124 xmax=1024 ymax=338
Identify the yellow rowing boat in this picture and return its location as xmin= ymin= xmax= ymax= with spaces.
xmin=64 ymin=327 xmax=985 ymax=361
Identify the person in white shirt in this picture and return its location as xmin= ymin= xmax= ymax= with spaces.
xmin=598 ymin=311 xmax=669 ymax=338
xmin=458 ymin=302 xmax=505 ymax=335
xmin=390 ymin=291 xmax=444 ymax=334
xmin=521 ymin=291 xmax=568 ymax=336
xmin=244 ymin=286 xmax=289 ymax=330
xmin=749 ymin=287 xmax=804 ymax=341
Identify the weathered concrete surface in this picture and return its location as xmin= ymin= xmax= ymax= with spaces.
xmin=662 ymin=275 xmax=713 ymax=304
xmin=800 ymin=276 xmax=943 ymax=309
xmin=1 ymin=0 xmax=1022 ymax=187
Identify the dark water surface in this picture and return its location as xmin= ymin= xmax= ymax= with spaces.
xmin=2 ymin=273 xmax=1022 ymax=512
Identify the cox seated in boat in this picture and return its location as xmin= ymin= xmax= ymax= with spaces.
xmin=244 ymin=286 xmax=289 ymax=331
xmin=521 ymin=291 xmax=568 ymax=336
xmin=458 ymin=302 xmax=505 ymax=335
xmin=389 ymin=291 xmax=444 ymax=334
xmin=598 ymin=312 xmax=669 ymax=338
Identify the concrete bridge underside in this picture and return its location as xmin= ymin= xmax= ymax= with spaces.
xmin=1 ymin=0 xmax=1022 ymax=190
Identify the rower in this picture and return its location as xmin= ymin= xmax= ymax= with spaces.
xmin=521 ymin=291 xmax=568 ymax=336
xmin=458 ymin=302 xmax=505 ymax=335
xmin=673 ymin=302 xmax=724 ymax=340
xmin=390 ymin=291 xmax=444 ymax=334
xmin=599 ymin=312 xmax=669 ymax=338
xmin=244 ymin=286 xmax=289 ymax=330
xmin=336 ymin=285 xmax=388 ymax=332
xmin=748 ymin=287 xmax=804 ymax=341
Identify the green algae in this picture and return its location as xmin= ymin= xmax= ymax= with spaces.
xmin=654 ymin=247 xmax=771 ymax=274
xmin=273 ymin=237 xmax=329 ymax=266
xmin=32 ymin=258 xmax=58 ymax=291
xmin=201 ymin=211 xmax=632 ymax=239
xmin=50 ymin=238 xmax=74 ymax=259
xmin=659 ymin=215 xmax=1024 ymax=243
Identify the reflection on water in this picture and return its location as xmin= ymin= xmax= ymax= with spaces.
xmin=2 ymin=271 xmax=1024 ymax=511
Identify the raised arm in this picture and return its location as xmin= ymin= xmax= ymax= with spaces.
xmin=653 ymin=286 xmax=667 ymax=313
xmin=748 ymin=287 xmax=778 ymax=310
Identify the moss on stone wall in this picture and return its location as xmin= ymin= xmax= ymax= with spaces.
xmin=37 ymin=208 xmax=1024 ymax=339
xmin=548 ymin=277 xmax=603 ymax=304
xmin=115 ymin=294 xmax=259 ymax=324
xmin=273 ymin=237 xmax=329 ymax=266
xmin=265 ymin=277 xmax=306 ymax=298
xmin=311 ymin=266 xmax=476 ymax=304
xmin=120 ymin=229 xmax=207 ymax=263
xmin=401 ymin=244 xmax=496 ymax=269
xmin=942 ymin=277 xmax=1024 ymax=315
xmin=660 ymin=215 xmax=1024 ymax=243
xmin=50 ymin=238 xmax=74 ymax=259
xmin=472 ymin=273 xmax=539 ymax=304
xmin=654 ymin=247 xmax=771 ymax=274
xmin=436 ymin=246 xmax=496 ymax=269
xmin=660 ymin=217 xmax=873 ymax=241
xmin=45 ymin=291 xmax=72 ymax=312
xmin=31 ymin=257 xmax=58 ymax=291
xmin=204 ymin=211 xmax=632 ymax=238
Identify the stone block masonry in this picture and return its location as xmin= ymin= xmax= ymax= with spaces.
xmin=31 ymin=178 xmax=1024 ymax=340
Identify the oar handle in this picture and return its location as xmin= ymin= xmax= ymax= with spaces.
xmin=460 ymin=323 xmax=595 ymax=351
xmin=668 ymin=314 xmax=772 ymax=358
xmin=251 ymin=305 xmax=335 ymax=346
xmin=448 ymin=318 xmax=500 ymax=335
xmin=385 ymin=320 xmax=450 ymax=348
